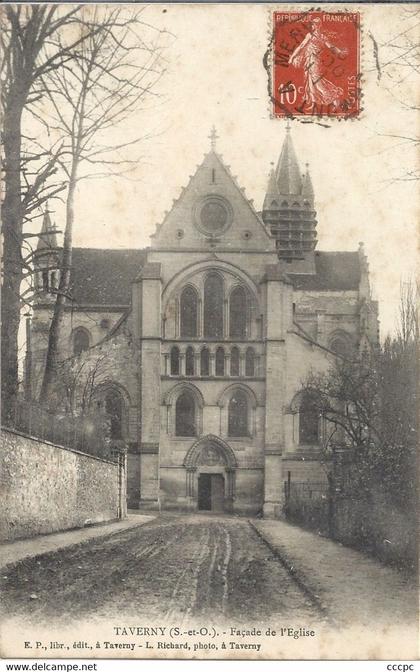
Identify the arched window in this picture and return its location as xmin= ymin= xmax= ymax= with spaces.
xmin=200 ymin=348 xmax=210 ymax=376
xmin=229 ymin=286 xmax=247 ymax=339
xmin=230 ymin=346 xmax=240 ymax=376
xmin=245 ymin=347 xmax=255 ymax=376
xmin=185 ymin=346 xmax=195 ymax=376
xmin=215 ymin=347 xmax=225 ymax=376
xmin=105 ymin=388 xmax=124 ymax=440
xmin=299 ymin=392 xmax=320 ymax=445
xmin=180 ymin=286 xmax=198 ymax=337
xmin=330 ymin=338 xmax=350 ymax=358
xmin=204 ymin=273 xmax=223 ymax=338
xmin=170 ymin=346 xmax=180 ymax=375
xmin=73 ymin=328 xmax=90 ymax=356
xmin=228 ymin=390 xmax=248 ymax=437
xmin=175 ymin=391 xmax=196 ymax=437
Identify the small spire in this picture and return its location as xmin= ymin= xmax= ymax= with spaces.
xmin=302 ymin=163 xmax=314 ymax=201
xmin=286 ymin=119 xmax=291 ymax=133
xmin=37 ymin=205 xmax=58 ymax=250
xmin=209 ymin=125 xmax=219 ymax=151
xmin=263 ymin=168 xmax=280 ymax=211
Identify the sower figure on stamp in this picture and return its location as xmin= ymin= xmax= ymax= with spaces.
xmin=289 ymin=17 xmax=348 ymax=109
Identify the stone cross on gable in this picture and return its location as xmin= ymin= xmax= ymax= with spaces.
xmin=209 ymin=125 xmax=219 ymax=151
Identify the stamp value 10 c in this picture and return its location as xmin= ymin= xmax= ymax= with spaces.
xmin=272 ymin=11 xmax=361 ymax=119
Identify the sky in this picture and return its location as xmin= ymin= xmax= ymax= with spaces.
xmin=41 ymin=3 xmax=419 ymax=338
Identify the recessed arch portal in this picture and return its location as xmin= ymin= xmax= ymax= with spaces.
xmin=184 ymin=434 xmax=238 ymax=469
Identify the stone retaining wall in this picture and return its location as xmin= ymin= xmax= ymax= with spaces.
xmin=0 ymin=427 xmax=126 ymax=542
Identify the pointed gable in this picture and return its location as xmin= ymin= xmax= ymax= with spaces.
xmin=151 ymin=149 xmax=274 ymax=251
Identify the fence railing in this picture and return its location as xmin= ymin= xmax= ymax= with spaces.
xmin=6 ymin=400 xmax=112 ymax=461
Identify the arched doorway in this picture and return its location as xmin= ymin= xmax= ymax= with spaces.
xmin=184 ymin=435 xmax=237 ymax=513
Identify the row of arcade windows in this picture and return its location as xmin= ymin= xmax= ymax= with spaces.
xmin=173 ymin=389 xmax=321 ymax=443
xmin=180 ymin=274 xmax=249 ymax=339
xmin=169 ymin=346 xmax=256 ymax=377
xmin=175 ymin=390 xmax=249 ymax=438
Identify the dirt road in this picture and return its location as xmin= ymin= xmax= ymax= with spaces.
xmin=1 ymin=514 xmax=322 ymax=627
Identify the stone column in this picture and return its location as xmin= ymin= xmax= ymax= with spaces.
xmin=225 ymin=468 xmax=235 ymax=513
xmin=239 ymin=352 xmax=245 ymax=377
xmin=195 ymin=352 xmax=201 ymax=376
xmin=261 ymin=265 xmax=293 ymax=518
xmin=180 ymin=352 xmax=186 ymax=376
xmin=209 ymin=351 xmax=215 ymax=377
xmin=135 ymin=262 xmax=162 ymax=511
xmin=223 ymin=299 xmax=229 ymax=338
xmin=226 ymin=353 xmax=231 ymax=377
xmin=198 ymin=299 xmax=203 ymax=337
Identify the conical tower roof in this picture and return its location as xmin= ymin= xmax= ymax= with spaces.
xmin=37 ymin=208 xmax=58 ymax=250
xmin=263 ymin=168 xmax=281 ymax=210
xmin=302 ymin=164 xmax=314 ymax=201
xmin=275 ymin=125 xmax=302 ymax=196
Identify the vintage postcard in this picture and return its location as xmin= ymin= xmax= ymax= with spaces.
xmin=0 ymin=2 xmax=418 ymax=665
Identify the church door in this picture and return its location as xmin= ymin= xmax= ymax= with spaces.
xmin=198 ymin=474 xmax=211 ymax=510
xmin=198 ymin=473 xmax=225 ymax=512
xmin=211 ymin=474 xmax=225 ymax=512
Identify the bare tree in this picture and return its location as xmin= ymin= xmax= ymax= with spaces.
xmin=38 ymin=6 xmax=167 ymax=402
xmin=53 ymin=353 xmax=113 ymax=415
xmin=301 ymin=278 xmax=417 ymax=508
xmin=368 ymin=7 xmax=420 ymax=183
xmin=0 ymin=5 xmax=126 ymax=419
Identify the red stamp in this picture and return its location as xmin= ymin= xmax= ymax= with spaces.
xmin=272 ymin=11 xmax=360 ymax=118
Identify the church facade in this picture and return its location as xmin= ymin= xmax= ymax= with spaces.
xmin=28 ymin=128 xmax=379 ymax=516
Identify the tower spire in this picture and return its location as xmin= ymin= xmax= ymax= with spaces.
xmin=275 ymin=125 xmax=302 ymax=196
xmin=263 ymin=166 xmax=280 ymax=211
xmin=37 ymin=205 xmax=58 ymax=250
xmin=302 ymin=163 xmax=314 ymax=202
xmin=262 ymin=128 xmax=317 ymax=261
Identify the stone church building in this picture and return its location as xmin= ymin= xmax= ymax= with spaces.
xmin=28 ymin=128 xmax=379 ymax=516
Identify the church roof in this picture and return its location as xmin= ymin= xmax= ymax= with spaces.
xmin=68 ymin=248 xmax=147 ymax=306
xmin=288 ymin=251 xmax=361 ymax=290
xmin=64 ymin=248 xmax=360 ymax=308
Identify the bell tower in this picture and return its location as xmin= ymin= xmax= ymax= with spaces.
xmin=33 ymin=207 xmax=60 ymax=303
xmin=262 ymin=124 xmax=317 ymax=261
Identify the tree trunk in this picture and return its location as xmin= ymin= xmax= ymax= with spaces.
xmin=1 ymin=101 xmax=24 ymax=423
xmin=39 ymin=170 xmax=77 ymax=404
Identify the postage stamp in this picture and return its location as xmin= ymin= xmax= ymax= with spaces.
xmin=272 ymin=10 xmax=361 ymax=118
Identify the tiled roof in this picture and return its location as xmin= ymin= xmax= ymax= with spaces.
xmin=67 ymin=248 xmax=360 ymax=307
xmin=69 ymin=248 xmax=147 ymax=306
xmin=288 ymin=251 xmax=361 ymax=290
